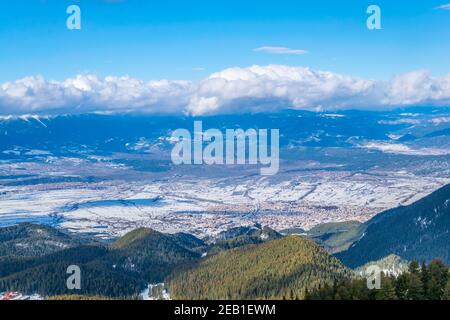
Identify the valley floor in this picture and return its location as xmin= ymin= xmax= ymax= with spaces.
xmin=0 ymin=158 xmax=447 ymax=238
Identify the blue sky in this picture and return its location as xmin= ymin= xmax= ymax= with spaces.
xmin=1 ymin=0 xmax=450 ymax=82
xmin=1 ymin=1 xmax=450 ymax=116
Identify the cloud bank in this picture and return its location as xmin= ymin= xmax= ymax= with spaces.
xmin=1 ymin=65 xmax=450 ymax=116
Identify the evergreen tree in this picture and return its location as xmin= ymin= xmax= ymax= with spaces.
xmin=420 ymin=261 xmax=429 ymax=298
xmin=427 ymin=260 xmax=449 ymax=300
xmin=377 ymin=275 xmax=396 ymax=300
xmin=445 ymin=277 xmax=450 ymax=300
xmin=308 ymin=259 xmax=449 ymax=301
xmin=406 ymin=274 xmax=423 ymax=300
xmin=395 ymin=273 xmax=410 ymax=300
xmin=409 ymin=261 xmax=420 ymax=274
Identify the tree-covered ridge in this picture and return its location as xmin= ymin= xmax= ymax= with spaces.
xmin=307 ymin=260 xmax=450 ymax=300
xmin=112 ymin=228 xmax=155 ymax=249
xmin=0 ymin=245 xmax=143 ymax=297
xmin=167 ymin=236 xmax=352 ymax=300
xmin=337 ymin=184 xmax=450 ymax=268
xmin=304 ymin=221 xmax=365 ymax=253
xmin=0 ymin=227 xmax=204 ymax=297
xmin=0 ymin=219 xmax=448 ymax=300
xmin=95 ymin=228 xmax=202 ymax=283
xmin=0 ymin=223 xmax=80 ymax=257
xmin=353 ymin=254 xmax=409 ymax=277
xmin=207 ymin=226 xmax=282 ymax=254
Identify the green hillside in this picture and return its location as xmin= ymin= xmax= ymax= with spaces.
xmin=112 ymin=227 xmax=154 ymax=249
xmin=167 ymin=236 xmax=352 ymax=300
xmin=305 ymin=221 xmax=365 ymax=253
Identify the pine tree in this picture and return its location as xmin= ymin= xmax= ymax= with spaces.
xmin=395 ymin=273 xmax=410 ymax=300
xmin=427 ymin=259 xmax=449 ymax=300
xmin=406 ymin=274 xmax=423 ymax=300
xmin=409 ymin=261 xmax=420 ymax=275
xmin=304 ymin=287 xmax=310 ymax=300
xmin=377 ymin=276 xmax=396 ymax=300
xmin=445 ymin=277 xmax=450 ymax=300
xmin=420 ymin=261 xmax=429 ymax=298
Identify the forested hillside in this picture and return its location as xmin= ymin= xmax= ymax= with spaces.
xmin=337 ymin=184 xmax=450 ymax=268
xmin=1 ymin=210 xmax=448 ymax=300
xmin=207 ymin=226 xmax=282 ymax=254
xmin=0 ymin=227 xmax=203 ymax=297
xmin=0 ymin=223 xmax=80 ymax=257
xmin=308 ymin=260 xmax=450 ymax=300
xmin=167 ymin=236 xmax=352 ymax=299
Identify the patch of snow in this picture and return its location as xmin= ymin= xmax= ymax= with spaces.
xmin=260 ymin=233 xmax=269 ymax=240
xmin=141 ymin=283 xmax=170 ymax=300
xmin=360 ymin=142 xmax=450 ymax=156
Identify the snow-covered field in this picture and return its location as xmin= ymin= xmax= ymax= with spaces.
xmin=0 ymin=161 xmax=447 ymax=239
xmin=1 ymin=111 xmax=450 ymax=239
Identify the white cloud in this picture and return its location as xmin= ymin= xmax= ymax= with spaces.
xmin=386 ymin=70 xmax=450 ymax=105
xmin=0 ymin=75 xmax=192 ymax=115
xmin=186 ymin=65 xmax=379 ymax=115
xmin=253 ymin=46 xmax=308 ymax=55
xmin=1 ymin=65 xmax=450 ymax=116
xmin=436 ymin=3 xmax=450 ymax=10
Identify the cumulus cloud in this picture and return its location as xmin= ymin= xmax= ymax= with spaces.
xmin=0 ymin=75 xmax=192 ymax=115
xmin=386 ymin=70 xmax=450 ymax=106
xmin=186 ymin=65 xmax=380 ymax=115
xmin=253 ymin=46 xmax=308 ymax=55
xmin=1 ymin=65 xmax=450 ymax=116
